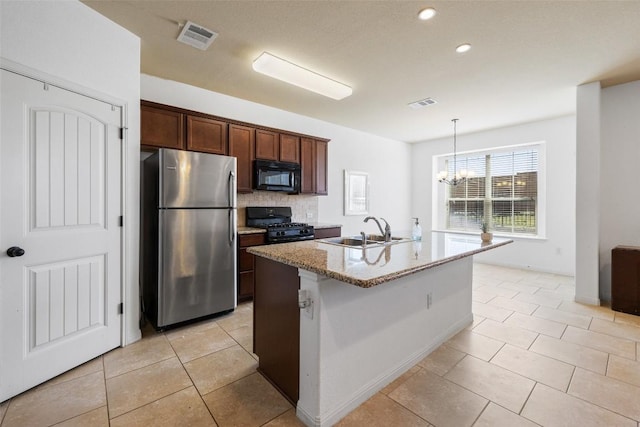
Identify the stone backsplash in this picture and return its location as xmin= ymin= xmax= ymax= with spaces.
xmin=238 ymin=192 xmax=319 ymax=226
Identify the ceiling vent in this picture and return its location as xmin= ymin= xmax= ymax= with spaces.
xmin=408 ymin=97 xmax=438 ymax=109
xmin=177 ymin=21 xmax=218 ymax=51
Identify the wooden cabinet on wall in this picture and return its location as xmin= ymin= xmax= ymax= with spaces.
xmin=255 ymin=129 xmax=279 ymax=161
xmin=279 ymin=134 xmax=300 ymax=163
xmin=229 ymin=124 xmax=255 ymax=193
xmin=186 ymin=115 xmax=228 ymax=155
xmin=300 ymin=137 xmax=328 ymax=195
xmin=238 ymin=233 xmax=266 ymax=301
xmin=141 ymin=102 xmax=184 ymax=149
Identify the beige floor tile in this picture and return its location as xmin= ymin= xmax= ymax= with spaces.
xmin=614 ymin=311 xmax=640 ymax=327
xmin=388 ymin=368 xmax=487 ymax=427
xmin=535 ymin=288 xmax=574 ymax=301
xmin=474 ymin=285 xmax=519 ymax=299
xmin=513 ymin=291 xmax=563 ymax=308
xmin=569 ymin=368 xmax=640 ymax=421
xmin=472 ymin=301 xmax=514 ymax=322
xmin=530 ymin=334 xmax=608 ymax=374
xmin=473 ymin=402 xmax=538 ymax=427
xmin=608 ymin=355 xmax=640 ymax=387
xmin=518 ymin=276 xmax=563 ymax=290
xmin=110 ymin=387 xmax=216 ymax=427
xmin=491 ymin=344 xmax=574 ymax=391
xmin=473 ymin=318 xmax=538 ymax=349
xmin=336 ymin=392 xmax=430 ymax=426
xmin=466 ymin=315 xmax=486 ymax=330
xmin=522 ymin=383 xmax=636 ymax=427
xmin=472 ymin=289 xmax=497 ymax=303
xmin=0 ymin=400 xmax=8 ymax=423
xmin=166 ymin=323 xmax=237 ymax=363
xmin=263 ymin=409 xmax=306 ymax=426
xmin=488 ymin=296 xmax=538 ymax=315
xmin=445 ymin=329 xmax=504 ymax=361
xmin=562 ymin=325 xmax=636 ymax=359
xmin=46 ymin=357 xmax=103 ymax=387
xmin=444 ymin=355 xmax=535 ymax=413
xmin=184 ymin=344 xmax=257 ymax=395
xmin=590 ymin=317 xmax=640 ymax=342
xmin=533 ymin=306 xmax=592 ymax=329
xmin=105 ymin=356 xmax=192 ymax=418
xmin=53 ymin=406 xmax=109 ymax=427
xmin=226 ymin=324 xmax=254 ymax=353
xmin=504 ymin=311 xmax=566 ymax=338
xmin=380 ymin=366 xmax=421 ymax=395
xmin=203 ymin=372 xmax=291 ymax=426
xmin=558 ymin=300 xmax=615 ymax=321
xmin=498 ymin=280 xmax=540 ymax=295
xmin=216 ymin=309 xmax=253 ymax=332
xmin=417 ymin=345 xmax=466 ymax=376
xmin=2 ymin=371 xmax=106 ymax=427
xmin=103 ymin=334 xmax=175 ymax=379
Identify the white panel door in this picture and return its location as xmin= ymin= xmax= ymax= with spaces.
xmin=0 ymin=69 xmax=122 ymax=401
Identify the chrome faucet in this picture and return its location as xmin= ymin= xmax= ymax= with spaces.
xmin=364 ymin=216 xmax=392 ymax=243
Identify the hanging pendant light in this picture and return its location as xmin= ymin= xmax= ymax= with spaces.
xmin=437 ymin=119 xmax=473 ymax=186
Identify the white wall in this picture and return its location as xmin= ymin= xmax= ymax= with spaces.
xmin=1 ymin=0 xmax=141 ymax=344
xmin=141 ymin=75 xmax=413 ymax=237
xmin=598 ymin=80 xmax=640 ymax=302
xmin=575 ymin=82 xmax=601 ymax=305
xmin=411 ymin=116 xmax=576 ymax=276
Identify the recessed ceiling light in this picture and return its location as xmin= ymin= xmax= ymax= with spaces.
xmin=455 ymin=43 xmax=472 ymax=53
xmin=418 ymin=7 xmax=437 ymax=21
xmin=252 ymin=52 xmax=352 ymax=100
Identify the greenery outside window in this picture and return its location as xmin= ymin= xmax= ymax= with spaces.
xmin=436 ymin=145 xmax=542 ymax=237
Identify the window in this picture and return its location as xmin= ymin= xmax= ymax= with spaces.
xmin=436 ymin=145 xmax=542 ymax=237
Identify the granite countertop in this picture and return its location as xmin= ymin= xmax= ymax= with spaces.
xmin=308 ymin=222 xmax=342 ymax=229
xmin=248 ymin=232 xmax=512 ymax=288
xmin=238 ymin=226 xmax=266 ymax=235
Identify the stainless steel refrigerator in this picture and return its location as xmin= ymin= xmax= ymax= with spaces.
xmin=141 ymin=148 xmax=237 ymax=329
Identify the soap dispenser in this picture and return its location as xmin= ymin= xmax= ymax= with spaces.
xmin=412 ymin=217 xmax=422 ymax=241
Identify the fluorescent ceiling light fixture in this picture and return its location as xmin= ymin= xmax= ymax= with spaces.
xmin=252 ymin=52 xmax=352 ymax=100
xmin=456 ymin=43 xmax=472 ymax=53
xmin=418 ymin=7 xmax=437 ymax=20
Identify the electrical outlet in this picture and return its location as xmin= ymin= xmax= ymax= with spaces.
xmin=306 ymin=211 xmax=313 ymax=219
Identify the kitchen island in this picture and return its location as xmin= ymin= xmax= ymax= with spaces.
xmin=248 ymin=232 xmax=511 ymax=427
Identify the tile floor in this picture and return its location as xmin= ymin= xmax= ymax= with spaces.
xmin=1 ymin=263 xmax=640 ymax=426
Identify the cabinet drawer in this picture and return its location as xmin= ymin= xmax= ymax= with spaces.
xmin=239 ymin=248 xmax=254 ymax=272
xmin=314 ymin=227 xmax=341 ymax=239
xmin=239 ymin=233 xmax=266 ymax=247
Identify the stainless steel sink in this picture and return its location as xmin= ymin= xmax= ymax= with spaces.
xmin=320 ymin=235 xmax=411 ymax=248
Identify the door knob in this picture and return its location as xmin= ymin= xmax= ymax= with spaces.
xmin=6 ymin=246 xmax=25 ymax=257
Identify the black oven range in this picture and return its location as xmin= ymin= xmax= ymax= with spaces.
xmin=246 ymin=206 xmax=314 ymax=244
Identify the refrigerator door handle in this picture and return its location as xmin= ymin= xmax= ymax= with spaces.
xmin=229 ymin=209 xmax=235 ymax=246
xmin=228 ymin=171 xmax=236 ymax=208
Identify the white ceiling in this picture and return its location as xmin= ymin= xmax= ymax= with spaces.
xmin=82 ymin=0 xmax=640 ymax=143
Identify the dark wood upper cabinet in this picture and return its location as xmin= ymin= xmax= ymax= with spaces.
xmin=141 ymin=103 xmax=185 ymax=149
xmin=315 ymin=140 xmax=328 ymax=195
xmin=255 ymin=129 xmax=279 ymax=161
xmin=279 ymin=134 xmax=300 ymax=163
xmin=229 ymin=124 xmax=255 ymax=193
xmin=300 ymin=137 xmax=315 ymax=194
xmin=186 ymin=115 xmax=228 ymax=155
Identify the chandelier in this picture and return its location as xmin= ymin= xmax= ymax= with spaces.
xmin=437 ymin=118 xmax=474 ymax=186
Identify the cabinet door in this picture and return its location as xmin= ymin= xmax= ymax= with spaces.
xmin=255 ymin=129 xmax=279 ymax=160
xmin=280 ymin=134 xmax=300 ymax=163
xmin=141 ymin=103 xmax=184 ymax=149
xmin=315 ymin=140 xmax=328 ymax=195
xmin=186 ymin=115 xmax=228 ymax=154
xmin=229 ymin=124 xmax=255 ymax=193
xmin=300 ymin=137 xmax=316 ymax=194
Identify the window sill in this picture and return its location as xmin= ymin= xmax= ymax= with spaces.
xmin=432 ymin=229 xmax=547 ymax=241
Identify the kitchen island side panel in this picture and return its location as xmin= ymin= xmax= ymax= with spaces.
xmin=296 ymin=256 xmax=473 ymax=427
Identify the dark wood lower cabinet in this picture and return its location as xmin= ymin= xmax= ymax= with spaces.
xmin=253 ymin=257 xmax=300 ymax=405
xmin=612 ymin=246 xmax=640 ymax=315
xmin=313 ymin=227 xmax=341 ymax=240
xmin=238 ymin=233 xmax=265 ymax=301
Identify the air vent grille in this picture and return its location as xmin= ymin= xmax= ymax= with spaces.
xmin=177 ymin=21 xmax=218 ymax=51
xmin=408 ymin=97 xmax=438 ymax=109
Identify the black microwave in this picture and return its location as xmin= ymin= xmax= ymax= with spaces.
xmin=254 ymin=160 xmax=301 ymax=193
